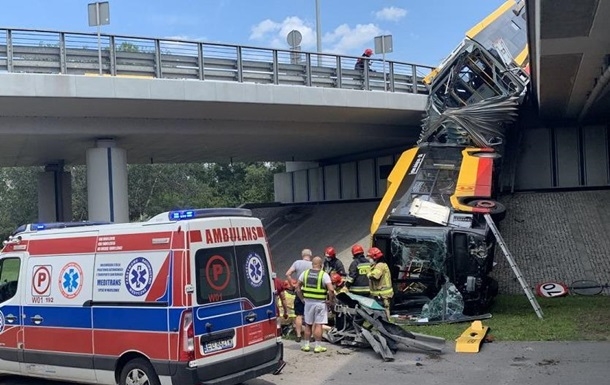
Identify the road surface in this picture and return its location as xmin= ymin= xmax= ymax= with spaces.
xmin=1 ymin=339 xmax=609 ymax=385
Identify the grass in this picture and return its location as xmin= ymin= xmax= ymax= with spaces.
xmin=407 ymin=294 xmax=610 ymax=342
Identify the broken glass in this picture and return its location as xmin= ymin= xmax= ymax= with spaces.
xmin=388 ymin=226 xmax=465 ymax=320
xmin=420 ymin=281 xmax=465 ymax=321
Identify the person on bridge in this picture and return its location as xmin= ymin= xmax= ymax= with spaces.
xmin=285 ymin=248 xmax=313 ymax=342
xmin=354 ymin=48 xmax=373 ymax=71
xmin=322 ymin=246 xmax=346 ymax=277
xmin=343 ymin=244 xmax=371 ymax=297
xmin=367 ymin=247 xmax=394 ymax=319
xmin=296 ymin=256 xmax=336 ymax=353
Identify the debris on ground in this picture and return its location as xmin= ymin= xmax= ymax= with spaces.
xmin=324 ymin=293 xmax=446 ymax=361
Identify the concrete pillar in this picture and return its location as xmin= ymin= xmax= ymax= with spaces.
xmin=38 ymin=162 xmax=72 ymax=222
xmin=86 ymin=139 xmax=129 ymax=223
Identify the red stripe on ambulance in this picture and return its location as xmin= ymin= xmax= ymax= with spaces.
xmin=29 ymin=237 xmax=98 ymax=255
xmin=96 ymin=232 xmax=174 ymax=253
xmin=24 ymin=327 xmax=92 ymax=354
xmin=188 ymin=230 xmax=202 ymax=243
xmin=93 ymin=330 xmax=170 ymax=360
xmin=145 ymin=254 xmax=171 ymax=302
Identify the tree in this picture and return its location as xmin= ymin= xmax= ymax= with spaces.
xmin=0 ymin=167 xmax=42 ymax=239
xmin=0 ymin=161 xmax=283 ymax=240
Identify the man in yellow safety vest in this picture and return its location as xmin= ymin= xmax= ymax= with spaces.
xmin=296 ymin=256 xmax=336 ymax=353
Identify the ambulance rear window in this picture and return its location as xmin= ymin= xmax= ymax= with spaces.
xmin=194 ymin=244 xmax=272 ymax=307
xmin=195 ymin=247 xmax=239 ymax=305
xmin=235 ymin=244 xmax=272 ymax=308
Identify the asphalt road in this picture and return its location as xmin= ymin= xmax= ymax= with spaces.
xmin=1 ymin=339 xmax=609 ymax=385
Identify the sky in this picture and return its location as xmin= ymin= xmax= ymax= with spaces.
xmin=0 ymin=0 xmax=507 ymax=66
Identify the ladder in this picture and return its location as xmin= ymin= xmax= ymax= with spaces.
xmin=484 ymin=214 xmax=544 ymax=319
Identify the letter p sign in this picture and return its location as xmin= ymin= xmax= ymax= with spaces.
xmin=32 ymin=265 xmax=52 ymax=297
xmin=212 ymin=264 xmax=223 ymax=281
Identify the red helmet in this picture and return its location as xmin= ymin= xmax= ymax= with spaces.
xmin=325 ymin=246 xmax=336 ymax=258
xmin=351 ymin=244 xmax=364 ymax=256
xmin=330 ymin=272 xmax=343 ymax=286
xmin=367 ymin=247 xmax=383 ymax=260
xmin=364 ymin=48 xmax=373 ymax=56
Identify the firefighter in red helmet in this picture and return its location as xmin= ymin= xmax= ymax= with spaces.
xmin=367 ymin=247 xmax=394 ymax=319
xmin=344 ymin=244 xmax=371 ymax=297
xmin=355 ymin=48 xmax=373 ymax=71
xmin=323 ymin=246 xmax=346 ymax=277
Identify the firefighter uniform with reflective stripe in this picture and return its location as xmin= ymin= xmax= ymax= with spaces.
xmin=346 ymin=255 xmax=371 ymax=296
xmin=368 ymin=261 xmax=393 ymax=317
xmin=302 ymin=269 xmax=328 ymax=300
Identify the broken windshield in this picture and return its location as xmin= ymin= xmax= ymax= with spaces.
xmin=389 ymin=226 xmax=465 ymax=320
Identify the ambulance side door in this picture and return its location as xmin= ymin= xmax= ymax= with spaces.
xmin=231 ymin=218 xmax=277 ymax=363
xmin=0 ymin=253 xmax=25 ymax=375
xmin=190 ymin=220 xmax=246 ymax=370
xmin=21 ymin=245 xmax=96 ymax=382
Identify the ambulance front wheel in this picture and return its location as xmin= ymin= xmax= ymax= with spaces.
xmin=119 ymin=357 xmax=161 ymax=385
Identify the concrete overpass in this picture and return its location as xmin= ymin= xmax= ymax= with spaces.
xmin=0 ymin=28 xmax=431 ymax=166
xmin=0 ymin=28 xmax=432 ymax=222
xmin=527 ymin=0 xmax=610 ymax=123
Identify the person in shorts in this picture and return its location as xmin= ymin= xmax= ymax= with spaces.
xmin=296 ymin=256 xmax=335 ymax=353
xmin=285 ymin=248 xmax=313 ymax=342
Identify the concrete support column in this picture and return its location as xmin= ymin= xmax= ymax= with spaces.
xmin=38 ymin=161 xmax=72 ymax=222
xmin=86 ymin=139 xmax=129 ymax=223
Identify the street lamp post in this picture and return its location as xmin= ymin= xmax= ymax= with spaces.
xmin=88 ymin=1 xmax=110 ymax=75
xmin=315 ymin=0 xmax=322 ymax=66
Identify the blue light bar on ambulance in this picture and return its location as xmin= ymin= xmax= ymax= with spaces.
xmin=168 ymin=208 xmax=252 ymax=221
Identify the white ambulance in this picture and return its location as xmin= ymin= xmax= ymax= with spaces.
xmin=0 ymin=208 xmax=283 ymax=385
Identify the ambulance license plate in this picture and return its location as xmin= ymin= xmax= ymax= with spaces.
xmin=203 ymin=337 xmax=234 ymax=354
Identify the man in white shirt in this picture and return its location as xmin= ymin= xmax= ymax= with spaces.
xmin=285 ymin=248 xmax=313 ymax=342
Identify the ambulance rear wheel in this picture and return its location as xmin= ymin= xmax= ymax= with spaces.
xmin=119 ymin=358 xmax=161 ymax=385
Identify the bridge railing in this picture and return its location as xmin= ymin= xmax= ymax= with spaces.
xmin=0 ymin=28 xmax=433 ymax=94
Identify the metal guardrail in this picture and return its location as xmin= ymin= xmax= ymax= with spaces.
xmin=0 ymin=28 xmax=433 ymax=94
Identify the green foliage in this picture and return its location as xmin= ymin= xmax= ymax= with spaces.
xmin=0 ymin=167 xmax=42 ymax=239
xmin=0 ymin=162 xmax=283 ymax=239
xmin=116 ymin=42 xmax=141 ymax=52
xmin=407 ymin=294 xmax=610 ymax=341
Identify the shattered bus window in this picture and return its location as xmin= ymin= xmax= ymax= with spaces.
xmin=387 ymin=227 xmax=458 ymax=317
xmin=420 ymin=282 xmax=465 ymax=321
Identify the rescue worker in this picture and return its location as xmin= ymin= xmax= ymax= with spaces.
xmin=285 ymin=249 xmax=313 ymax=342
xmin=354 ymin=48 xmax=373 ymax=71
xmin=296 ymin=256 xmax=335 ymax=353
xmin=327 ymin=272 xmax=344 ymax=326
xmin=344 ymin=244 xmax=371 ymax=297
xmin=273 ymin=277 xmax=289 ymax=320
xmin=367 ymin=247 xmax=394 ymax=319
xmin=322 ymin=246 xmax=346 ymax=277
xmin=272 ymin=277 xmax=289 ymax=375
xmin=330 ymin=272 xmax=345 ymax=291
